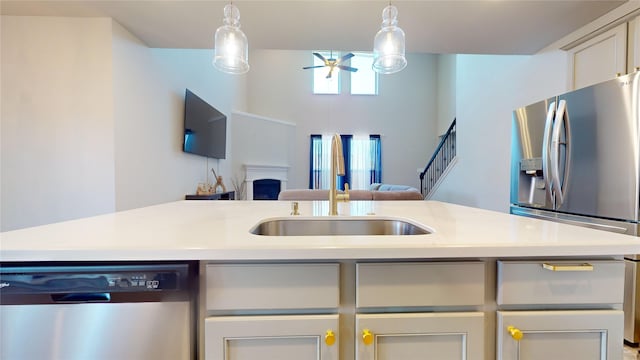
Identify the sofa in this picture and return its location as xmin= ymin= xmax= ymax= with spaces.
xmin=277 ymin=183 xmax=423 ymax=201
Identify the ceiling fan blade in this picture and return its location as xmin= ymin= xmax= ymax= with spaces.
xmin=312 ymin=52 xmax=329 ymax=65
xmin=303 ymin=65 xmax=326 ymax=70
xmin=337 ymin=53 xmax=355 ymax=64
xmin=337 ymin=65 xmax=358 ymax=72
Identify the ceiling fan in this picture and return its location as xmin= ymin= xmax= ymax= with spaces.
xmin=303 ymin=52 xmax=358 ymax=79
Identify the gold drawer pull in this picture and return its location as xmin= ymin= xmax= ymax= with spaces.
xmin=542 ymin=263 xmax=593 ymax=271
xmin=507 ymin=325 xmax=523 ymax=341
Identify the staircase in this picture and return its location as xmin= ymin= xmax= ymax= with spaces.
xmin=419 ymin=118 xmax=457 ymax=198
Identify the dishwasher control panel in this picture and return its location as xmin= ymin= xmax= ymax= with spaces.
xmin=0 ymin=263 xmax=189 ymax=294
xmin=107 ymin=272 xmax=170 ymax=290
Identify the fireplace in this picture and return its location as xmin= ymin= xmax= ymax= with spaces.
xmin=253 ymin=179 xmax=281 ymax=200
xmin=244 ymin=165 xmax=289 ymax=200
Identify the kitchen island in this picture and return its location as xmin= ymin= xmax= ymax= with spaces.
xmin=1 ymin=200 xmax=638 ymax=261
xmin=2 ymin=200 xmax=639 ymax=360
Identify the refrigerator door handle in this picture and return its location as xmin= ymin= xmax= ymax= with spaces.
xmin=542 ymin=101 xmax=556 ymax=204
xmin=561 ymin=100 xmax=572 ymax=206
xmin=551 ymin=99 xmax=571 ymax=208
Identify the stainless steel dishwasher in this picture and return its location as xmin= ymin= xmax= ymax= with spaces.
xmin=0 ymin=262 xmax=196 ymax=360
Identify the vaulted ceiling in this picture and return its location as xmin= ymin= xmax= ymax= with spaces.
xmin=0 ymin=1 xmax=627 ymax=54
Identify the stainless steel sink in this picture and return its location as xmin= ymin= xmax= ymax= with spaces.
xmin=250 ymin=217 xmax=432 ymax=236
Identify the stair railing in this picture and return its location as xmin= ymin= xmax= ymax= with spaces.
xmin=419 ymin=118 xmax=457 ymax=197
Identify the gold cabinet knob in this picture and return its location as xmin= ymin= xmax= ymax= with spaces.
xmin=362 ymin=329 xmax=374 ymax=345
xmin=507 ymin=325 xmax=523 ymax=341
xmin=325 ymin=330 xmax=336 ymax=346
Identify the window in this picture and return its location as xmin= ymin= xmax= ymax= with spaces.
xmin=309 ymin=134 xmax=382 ymax=190
xmin=312 ymin=51 xmax=340 ymax=95
xmin=350 ymin=53 xmax=378 ymax=95
xmin=311 ymin=52 xmax=378 ymax=95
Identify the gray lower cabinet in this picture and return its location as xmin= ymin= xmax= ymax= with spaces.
xmin=355 ymin=262 xmax=486 ymax=360
xmin=355 ymin=312 xmax=484 ymax=360
xmin=496 ymin=310 xmax=623 ymax=360
xmin=205 ymin=314 xmax=339 ymax=360
xmin=202 ymin=258 xmax=626 ymax=360
xmin=202 ymin=263 xmax=341 ymax=360
xmin=496 ymin=259 xmax=625 ymax=360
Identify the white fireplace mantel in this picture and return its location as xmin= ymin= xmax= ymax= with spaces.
xmin=244 ymin=164 xmax=289 ymax=200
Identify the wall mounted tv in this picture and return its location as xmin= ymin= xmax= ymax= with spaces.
xmin=183 ymin=89 xmax=227 ymax=159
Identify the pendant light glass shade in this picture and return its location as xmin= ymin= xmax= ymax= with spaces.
xmin=372 ymin=5 xmax=407 ymax=74
xmin=213 ymin=4 xmax=249 ymax=74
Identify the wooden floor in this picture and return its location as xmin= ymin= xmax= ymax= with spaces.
xmin=625 ymin=345 xmax=639 ymax=360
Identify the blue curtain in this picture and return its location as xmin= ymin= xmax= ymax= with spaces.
xmin=338 ymin=135 xmax=352 ymax=191
xmin=309 ymin=134 xmax=322 ymax=189
xmin=370 ymin=135 xmax=382 ymax=184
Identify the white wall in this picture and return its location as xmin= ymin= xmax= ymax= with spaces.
xmin=436 ymin=54 xmax=457 ymax=135
xmin=150 ymin=48 xmax=248 ymax=193
xmin=1 ymin=16 xmax=116 ymax=231
xmin=247 ymin=50 xmax=440 ymax=189
xmin=430 ymin=50 xmax=568 ymax=212
xmin=230 ymin=112 xmax=296 ymax=198
xmin=1 ymin=16 xmax=250 ymax=231
xmin=112 ymin=23 xmax=247 ymax=211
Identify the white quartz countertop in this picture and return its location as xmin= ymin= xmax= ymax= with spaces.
xmin=1 ymin=200 xmax=639 ymax=262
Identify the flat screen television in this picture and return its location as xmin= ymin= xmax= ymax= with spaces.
xmin=183 ymin=89 xmax=227 ymax=159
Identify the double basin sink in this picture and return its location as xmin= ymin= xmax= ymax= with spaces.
xmin=250 ymin=217 xmax=432 ymax=236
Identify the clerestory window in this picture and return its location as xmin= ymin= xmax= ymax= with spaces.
xmin=350 ymin=52 xmax=378 ymax=95
xmin=311 ymin=52 xmax=378 ymax=96
xmin=312 ymin=51 xmax=340 ymax=95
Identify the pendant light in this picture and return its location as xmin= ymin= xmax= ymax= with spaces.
xmin=372 ymin=4 xmax=407 ymax=74
xmin=213 ymin=3 xmax=249 ymax=74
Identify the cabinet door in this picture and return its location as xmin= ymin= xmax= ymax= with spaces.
xmin=205 ymin=314 xmax=339 ymax=360
xmin=628 ymin=15 xmax=640 ymax=73
xmin=356 ymin=312 xmax=484 ymax=360
xmin=567 ymin=22 xmax=627 ymax=90
xmin=497 ymin=310 xmax=623 ymax=360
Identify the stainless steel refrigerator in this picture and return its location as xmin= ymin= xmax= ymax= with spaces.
xmin=510 ymin=71 xmax=640 ymax=344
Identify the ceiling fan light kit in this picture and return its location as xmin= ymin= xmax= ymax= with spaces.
xmin=372 ymin=4 xmax=407 ymax=75
xmin=213 ymin=3 xmax=249 ymax=75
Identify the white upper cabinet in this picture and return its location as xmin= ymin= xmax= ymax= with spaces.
xmin=567 ymin=22 xmax=627 ymax=90
xmin=628 ymin=15 xmax=640 ymax=73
